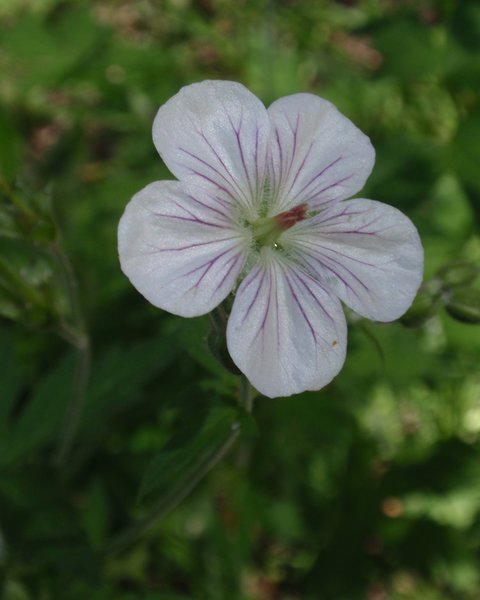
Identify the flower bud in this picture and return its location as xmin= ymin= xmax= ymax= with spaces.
xmin=400 ymin=287 xmax=439 ymax=327
xmin=445 ymin=288 xmax=480 ymax=324
xmin=437 ymin=261 xmax=479 ymax=289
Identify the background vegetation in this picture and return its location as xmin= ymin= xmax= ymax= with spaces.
xmin=1 ymin=0 xmax=480 ymax=598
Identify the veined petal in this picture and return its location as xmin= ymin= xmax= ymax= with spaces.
xmin=227 ymin=250 xmax=347 ymax=398
xmin=267 ymin=94 xmax=375 ymax=213
xmin=284 ymin=199 xmax=424 ymax=322
xmin=153 ymin=81 xmax=270 ymax=219
xmin=118 ymin=181 xmax=250 ymax=317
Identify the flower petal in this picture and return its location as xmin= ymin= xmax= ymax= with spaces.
xmin=227 ymin=250 xmax=347 ymax=398
xmin=284 ymin=199 xmax=424 ymax=321
xmin=153 ymin=81 xmax=270 ymax=219
xmin=267 ymin=94 xmax=375 ymax=213
xmin=118 ymin=181 xmax=250 ymax=317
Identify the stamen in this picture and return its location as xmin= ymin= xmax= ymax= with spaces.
xmin=274 ymin=203 xmax=308 ymax=230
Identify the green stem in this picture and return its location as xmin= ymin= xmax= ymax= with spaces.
xmin=240 ymin=376 xmax=255 ymax=413
xmin=356 ymin=321 xmax=386 ymax=374
xmin=50 ymin=240 xmax=84 ymax=336
xmin=106 ymin=426 xmax=241 ymax=555
xmin=51 ymin=240 xmax=91 ymax=466
xmin=54 ymin=334 xmax=91 ymax=466
xmin=106 ymin=375 xmax=254 ymax=555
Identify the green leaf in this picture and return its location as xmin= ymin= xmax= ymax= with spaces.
xmin=81 ymin=480 xmax=110 ymax=549
xmin=0 ymin=353 xmax=74 ymax=467
xmin=371 ymin=18 xmax=462 ymax=80
xmin=1 ymin=8 xmax=106 ymax=89
xmin=81 ymin=335 xmax=181 ymax=430
xmin=138 ymin=405 xmax=241 ymax=502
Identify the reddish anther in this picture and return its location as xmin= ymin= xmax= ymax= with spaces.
xmin=274 ymin=203 xmax=309 ymax=230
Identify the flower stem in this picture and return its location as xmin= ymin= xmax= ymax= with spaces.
xmin=51 ymin=240 xmax=91 ymax=466
xmin=106 ymin=375 xmax=255 ymax=555
xmin=240 ymin=375 xmax=255 ymax=413
xmin=54 ymin=332 xmax=91 ymax=466
xmin=106 ymin=426 xmax=241 ymax=555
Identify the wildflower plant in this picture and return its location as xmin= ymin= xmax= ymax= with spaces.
xmin=118 ymin=80 xmax=424 ymax=398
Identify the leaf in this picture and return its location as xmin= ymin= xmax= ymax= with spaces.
xmin=370 ymin=17 xmax=462 ymax=80
xmin=171 ymin=316 xmax=239 ymax=399
xmin=138 ymin=405 xmax=241 ymax=502
xmin=0 ymin=353 xmax=74 ymax=467
xmin=80 ymin=334 xmax=181 ymax=430
xmin=82 ymin=480 xmax=110 ymax=549
xmin=1 ymin=7 xmax=106 ymax=89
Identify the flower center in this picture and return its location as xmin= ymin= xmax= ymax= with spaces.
xmin=251 ymin=203 xmax=308 ymax=248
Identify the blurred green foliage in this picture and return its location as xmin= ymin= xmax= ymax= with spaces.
xmin=0 ymin=0 xmax=480 ymax=599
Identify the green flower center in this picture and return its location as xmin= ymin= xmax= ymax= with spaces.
xmin=251 ymin=203 xmax=308 ymax=248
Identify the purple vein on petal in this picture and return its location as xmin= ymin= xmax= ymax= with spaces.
xmin=274 ymin=268 xmax=281 ymax=353
xmin=302 ymin=239 xmax=383 ymax=270
xmin=287 ymin=140 xmax=315 ymax=198
xmin=184 ymin=193 xmax=233 ymax=223
xmin=187 ymin=169 xmax=239 ymax=203
xmin=298 ymin=250 xmax=366 ymax=304
xmin=143 ymin=236 xmax=239 ymax=255
xmin=196 ymin=131 xmax=251 ymax=205
xmin=149 ymin=210 xmax=225 ymax=229
xmin=308 ymin=206 xmax=365 ymax=228
xmin=240 ymin=266 xmax=267 ymax=326
xmin=274 ymin=127 xmax=284 ymax=184
xmin=213 ymin=251 xmax=244 ymax=295
xmin=226 ymin=108 xmax=255 ymax=204
xmin=251 ymin=267 xmax=273 ymax=347
xmin=254 ymin=127 xmax=261 ymax=199
xmin=284 ymin=271 xmax=317 ymax=344
xmin=292 ymin=156 xmax=343 ymax=203
xmin=179 ymin=245 xmax=239 ymax=293
xmin=285 ymin=113 xmax=300 ymax=185
xmin=178 ymin=146 xmax=245 ymax=202
xmin=289 ymin=267 xmax=337 ymax=327
xmin=303 ymin=174 xmax=354 ymax=205
xmin=295 ymin=241 xmax=385 ymax=309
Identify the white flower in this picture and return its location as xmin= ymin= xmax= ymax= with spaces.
xmin=118 ymin=81 xmax=423 ymax=398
